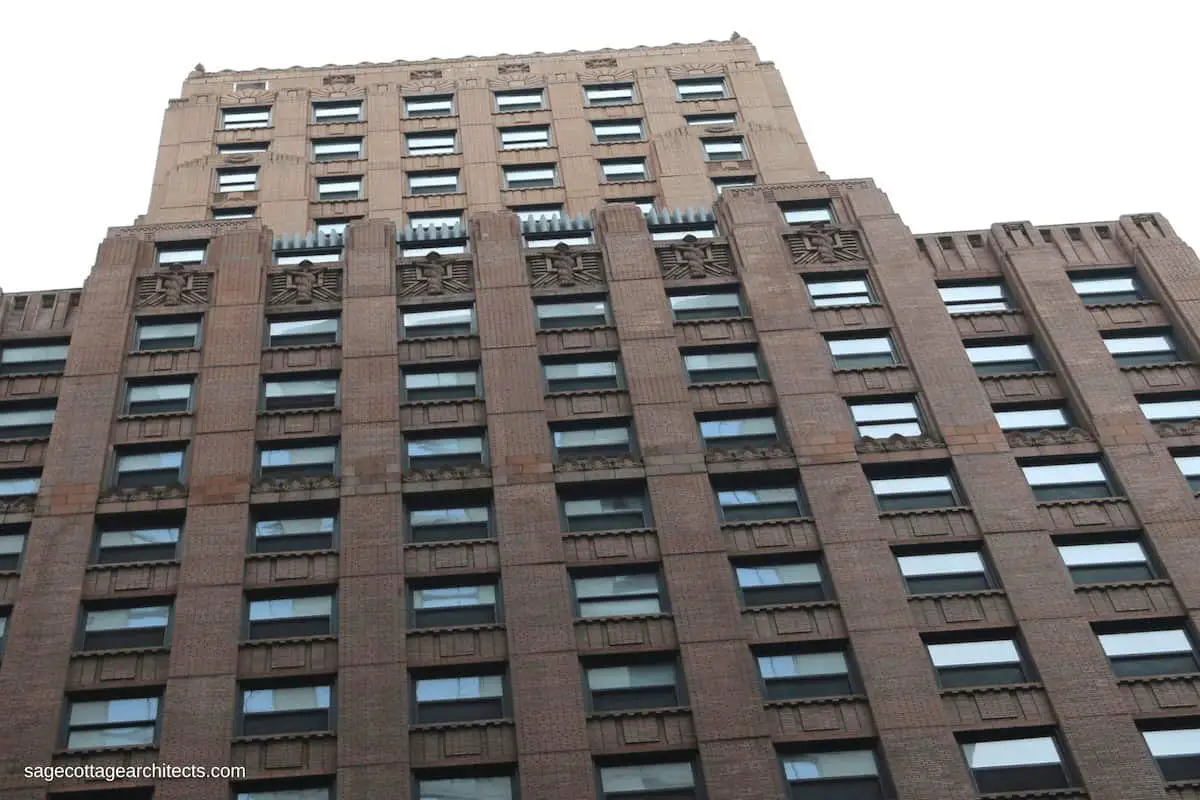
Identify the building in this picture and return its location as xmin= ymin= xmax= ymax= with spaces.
xmin=1 ymin=33 xmax=1199 ymax=800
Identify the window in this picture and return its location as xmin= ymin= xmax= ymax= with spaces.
xmin=938 ymin=282 xmax=1011 ymax=314
xmin=494 ymin=89 xmax=544 ymax=111
xmin=403 ymin=367 xmax=479 ymax=402
xmin=409 ymin=170 xmax=459 ymax=195
xmin=592 ymin=120 xmax=644 ymax=143
xmin=757 ymin=648 xmax=855 ymax=699
xmin=253 ymin=507 xmax=335 ymax=554
xmin=213 ymin=207 xmax=256 ymax=220
xmin=0 ymin=528 xmax=25 ymax=570
xmin=1098 ymin=626 xmax=1199 ymax=677
xmin=961 ymin=734 xmax=1072 ymax=793
xmin=402 ymin=306 xmax=475 ymax=338
xmin=312 ymin=138 xmax=361 ymax=161
xmin=676 ymin=78 xmax=728 ymax=100
xmin=218 ymin=142 xmax=269 ymax=155
xmin=0 ymin=341 xmax=68 ymax=374
xmin=276 ymin=249 xmax=341 ymax=267
xmin=218 ymin=168 xmax=258 ymax=193
xmin=408 ymin=503 xmax=491 ymax=543
xmin=316 ymin=177 xmax=362 ymax=201
xmin=702 ymin=137 xmax=745 ymax=161
xmin=222 ymin=107 xmax=271 ymax=129
xmin=849 ymin=399 xmax=923 ymax=439
xmin=499 ymin=126 xmax=550 ymax=150
xmin=699 ymin=415 xmax=779 ymax=450
xmin=553 ymin=422 xmax=632 ymax=460
xmin=585 ymin=660 xmax=681 ymax=711
xmin=805 ymin=275 xmax=874 ymax=308
xmin=1057 ymin=538 xmax=1155 ymax=584
xmin=601 ymin=159 xmax=648 ymax=182
xmin=827 ymin=335 xmax=898 ymax=369
xmin=544 ymin=359 xmax=621 ymax=392
xmin=607 ymin=197 xmax=657 ymax=214
xmin=782 ymin=749 xmax=886 ymax=800
xmin=927 ymin=637 xmax=1028 ymax=688
xmin=406 ymin=433 xmax=486 ymax=469
xmin=0 ymin=405 xmax=54 ymax=438
xmin=897 ymin=549 xmax=991 ymax=594
xmin=405 ymin=94 xmax=454 ymax=117
xmin=247 ymin=595 xmax=334 ymax=639
xmin=80 ymin=604 xmax=171 ymax=650
xmin=65 ymin=696 xmax=159 ymax=749
xmin=135 ymin=318 xmax=200 ymax=352
xmin=668 ymin=290 xmax=743 ymax=321
xmin=562 ymin=492 xmax=648 ymax=532
xmin=414 ymin=673 xmax=506 ymax=723
xmin=409 ymin=213 xmax=463 ymax=233
xmin=234 ymin=787 xmax=331 ymax=800
xmin=868 ymin=468 xmax=959 ymax=511
xmin=574 ymin=572 xmax=664 ymax=618
xmin=712 ymin=176 xmax=757 ymax=194
xmin=504 ymin=164 xmax=558 ymax=190
xmin=406 ymin=131 xmax=457 ymax=156
xmin=598 ymin=762 xmax=697 ymax=800
xmin=113 ymin=448 xmax=185 ymax=488
xmin=536 ymin=298 xmax=610 ymax=329
xmin=1104 ymin=332 xmax=1181 ymax=366
xmin=312 ymin=101 xmax=361 ymax=123
xmin=965 ymin=342 xmax=1041 ymax=375
xmin=994 ymin=405 xmax=1071 ymax=431
xmin=259 ymin=443 xmax=337 ymax=480
xmin=1022 ymin=459 xmax=1113 ymax=501
xmin=0 ymin=473 xmax=40 ymax=497
xmin=268 ymin=317 xmax=339 ymax=347
xmin=1141 ymin=394 xmax=1200 ymax=423
xmin=735 ymin=561 xmax=826 ymax=606
xmin=411 ymin=583 xmax=498 ymax=628
xmin=94 ymin=516 xmax=180 ymax=564
xmin=650 ymin=225 xmax=717 ymax=242
xmin=716 ymin=484 xmax=806 ymax=522
xmin=524 ymin=232 xmax=594 ymax=248
xmin=683 ymin=350 xmax=761 ymax=383
xmin=687 ymin=113 xmax=736 ymax=126
xmin=514 ymin=205 xmax=563 ymax=223
xmin=241 ymin=684 xmax=332 ymax=735
xmin=156 ymin=242 xmax=206 ymax=266
xmin=123 ymin=380 xmax=192 ymax=415
xmin=781 ymin=202 xmax=833 ymax=225
xmin=415 ymin=776 xmax=513 ymax=800
xmin=1071 ymin=270 xmax=1145 ymax=304
xmin=263 ymin=376 xmax=338 ymax=411
xmin=585 ymin=83 xmax=634 ymax=106
xmin=1143 ymin=727 xmax=1200 ymax=782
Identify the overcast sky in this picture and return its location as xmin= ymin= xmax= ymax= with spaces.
xmin=3 ymin=0 xmax=1195 ymax=293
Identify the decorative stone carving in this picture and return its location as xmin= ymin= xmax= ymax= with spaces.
xmin=498 ymin=63 xmax=530 ymax=74
xmin=529 ymin=246 xmax=604 ymax=288
xmin=584 ymin=58 xmax=618 ymax=69
xmin=136 ymin=271 xmax=212 ymax=307
xmin=0 ymin=495 xmax=35 ymax=514
xmin=403 ymin=464 xmax=492 ymax=482
xmin=727 ymin=180 xmax=877 ymax=202
xmin=268 ymin=265 xmax=342 ymax=305
xmin=1153 ymin=420 xmax=1200 ymax=438
xmin=1004 ymin=427 xmax=1095 ymax=448
xmin=409 ymin=69 xmax=444 ymax=80
xmin=556 ymin=454 xmax=643 ymax=472
xmin=666 ymin=64 xmax=726 ymax=78
xmin=787 ymin=225 xmax=865 ymax=265
xmin=855 ymin=435 xmax=944 ymax=454
xmin=579 ymin=68 xmax=636 ymax=84
xmin=705 ymin=444 xmax=794 ymax=463
xmin=97 ymin=484 xmax=188 ymax=503
xmin=323 ymin=74 xmax=355 ymax=85
xmin=657 ymin=239 xmax=734 ymax=280
xmin=311 ymin=83 xmax=366 ymax=99
xmin=399 ymin=253 xmax=473 ymax=296
xmin=251 ymin=475 xmax=340 ymax=494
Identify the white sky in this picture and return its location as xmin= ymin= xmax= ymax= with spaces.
xmin=2 ymin=0 xmax=1195 ymax=293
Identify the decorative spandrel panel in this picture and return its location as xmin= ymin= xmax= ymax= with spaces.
xmin=268 ymin=266 xmax=343 ymax=305
xmin=527 ymin=244 xmax=605 ymax=289
xmin=399 ymin=254 xmax=474 ymax=297
xmin=656 ymin=238 xmax=734 ymax=280
xmin=786 ymin=225 xmax=865 ymax=266
xmin=135 ymin=271 xmax=212 ymax=307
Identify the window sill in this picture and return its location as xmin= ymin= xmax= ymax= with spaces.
xmin=718 ymin=516 xmax=815 ymax=529
xmin=409 ymin=718 xmax=513 ymax=732
xmin=240 ymin=634 xmax=338 ymax=646
xmin=258 ymin=406 xmax=340 ymax=417
xmin=1115 ymin=671 xmax=1200 ymax=686
xmin=86 ymin=559 xmax=182 ymax=570
xmin=586 ymin=706 xmax=691 ymax=719
xmin=1119 ymin=360 xmax=1196 ymax=372
xmin=0 ymin=434 xmax=51 ymax=443
xmin=742 ymin=599 xmax=839 ymax=612
xmin=232 ymin=731 xmax=335 ymax=744
xmin=878 ymin=505 xmax=972 ymax=518
xmin=55 ymin=744 xmax=157 ymax=757
xmin=907 ymin=588 xmax=1007 ymax=600
xmin=938 ymin=682 xmax=1044 ymax=697
xmin=763 ymin=693 xmax=866 ymax=707
xmin=407 ymin=623 xmax=505 ymax=634
xmin=573 ymin=612 xmax=672 ymax=623
xmin=831 ymin=363 xmax=908 ymax=374
xmin=116 ymin=411 xmax=193 ymax=422
xmin=1032 ymin=496 xmax=1125 ymax=508
xmin=245 ymin=548 xmax=338 ymax=561
xmin=128 ymin=347 xmax=201 ymax=357
xmin=544 ymin=387 xmax=627 ymax=398
xmin=72 ymin=645 xmax=170 ymax=657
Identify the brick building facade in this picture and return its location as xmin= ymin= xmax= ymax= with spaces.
xmin=1 ymin=34 xmax=1199 ymax=800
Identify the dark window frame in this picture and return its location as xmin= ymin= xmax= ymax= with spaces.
xmin=76 ymin=601 xmax=173 ymax=652
xmin=960 ymin=730 xmax=1076 ymax=795
xmin=1053 ymin=533 xmax=1157 ymax=585
xmin=409 ymin=579 xmax=502 ymax=629
xmin=61 ymin=692 xmax=163 ymax=750
xmin=260 ymin=373 xmax=341 ymax=412
xmin=697 ymin=412 xmax=781 ymax=451
xmin=866 ymin=463 xmax=962 ymax=512
xmin=551 ymin=419 xmax=635 ymax=462
xmin=560 ymin=486 xmax=651 ymax=532
xmin=668 ymin=288 xmax=745 ymax=322
xmin=571 ymin=568 xmax=669 ymax=619
xmin=123 ymin=378 xmax=195 ymax=415
xmin=543 ymin=357 xmax=624 ymax=394
xmin=400 ymin=303 xmax=477 ymax=339
xmin=92 ymin=513 xmax=182 ymax=565
xmin=895 ymin=545 xmax=996 ymax=595
xmin=237 ymin=679 xmax=336 ymax=737
xmin=402 ymin=364 xmax=481 ymax=403
xmin=1070 ymin=268 xmax=1148 ymax=305
xmin=779 ymin=744 xmax=890 ymax=800
xmin=110 ymin=444 xmax=187 ymax=489
xmin=713 ymin=477 xmax=808 ymax=523
xmin=582 ymin=653 xmax=687 ymax=713
xmin=250 ymin=503 xmax=339 ymax=554
xmin=411 ymin=669 xmax=510 ymax=725
xmin=266 ymin=314 xmax=341 ymax=348
xmin=924 ymin=630 xmax=1035 ymax=689
xmin=404 ymin=429 xmax=489 ymax=470
xmin=407 ymin=497 xmax=493 ymax=544
xmin=133 ymin=315 xmax=202 ymax=352
xmin=244 ymin=588 xmax=338 ymax=640
xmin=0 ymin=401 xmax=56 ymax=438
xmin=257 ymin=440 xmax=339 ymax=481
xmin=733 ymin=557 xmax=830 ymax=607
xmin=754 ymin=643 xmax=861 ymax=701
xmin=826 ymin=333 xmax=900 ymax=370
xmin=964 ymin=339 xmax=1044 ymax=375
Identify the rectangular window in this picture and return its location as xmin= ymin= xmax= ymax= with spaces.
xmin=411 ymin=584 xmax=498 ymax=628
xmin=217 ymin=142 xmax=269 ymax=155
xmin=585 ymin=83 xmax=635 ymax=106
xmin=897 ymin=550 xmax=990 ymax=594
xmin=247 ymin=595 xmax=334 ymax=639
xmin=650 ymin=225 xmax=717 ymax=242
xmin=782 ymin=750 xmax=885 ymax=800
xmin=234 ymin=787 xmax=331 ymax=800
xmin=408 ymin=504 xmax=490 ymax=543
xmin=1143 ymin=727 xmax=1200 ymax=782
xmin=125 ymin=381 xmax=192 ymax=415
xmin=499 ymin=126 xmax=550 ymax=150
xmin=0 ymin=529 xmax=26 ymax=571
xmin=828 ymin=335 xmax=898 ymax=369
xmin=81 ymin=604 xmax=171 ymax=650
xmin=736 ymin=561 xmax=826 ymax=606
xmin=994 ymin=405 xmax=1071 ymax=431
xmin=599 ymin=762 xmax=696 ymax=800
xmin=405 ymin=95 xmax=454 ymax=117
xmin=65 ymin=697 xmax=159 ymax=749
xmin=676 ymin=78 xmax=727 ymax=100
xmin=683 ymin=350 xmax=761 ymax=383
xmin=544 ymin=359 xmax=621 ymax=393
xmin=401 ymin=306 xmax=475 ymax=338
xmin=316 ymin=177 xmax=362 ymax=201
xmin=414 ymin=673 xmax=505 ymax=723
xmin=258 ymin=444 xmax=337 ymax=480
xmin=0 ymin=405 xmax=54 ymax=438
xmin=268 ymin=317 xmax=339 ymax=347
xmin=403 ymin=368 xmax=479 ymax=402
xmin=114 ymin=448 xmax=185 ymax=489
xmin=716 ymin=485 xmax=805 ymax=522
xmin=405 ymin=131 xmax=457 ymax=155
xmin=574 ymin=572 xmax=663 ymax=618
xmin=553 ymin=423 xmax=632 ymax=460
xmin=0 ymin=473 xmax=39 ymax=497
xmin=524 ymin=232 xmax=594 ymax=248
xmin=562 ymin=494 xmax=648 ymax=532
xmin=241 ymin=684 xmax=332 ymax=735
xmin=1022 ymin=460 xmax=1112 ymax=501
xmin=504 ymin=164 xmax=557 ymax=190
xmin=668 ymin=290 xmax=743 ymax=321
xmin=965 ymin=342 xmax=1041 ymax=375
xmin=222 ymin=107 xmax=271 ymax=129
xmin=253 ymin=509 xmax=336 ymax=553
xmin=311 ymin=138 xmax=362 ymax=161
xmin=218 ymin=169 xmax=258 ymax=193
xmin=416 ymin=776 xmax=513 ymax=800
xmin=406 ymin=434 xmax=485 ymax=470
xmin=927 ymin=638 xmax=1027 ymax=688
xmin=536 ymin=298 xmax=610 ymax=329
xmin=1071 ymin=270 xmax=1145 ymax=304
xmin=94 ymin=517 xmax=181 ymax=564
xmin=212 ymin=207 xmax=256 ymax=220
xmin=0 ymin=342 xmax=69 ymax=374
xmin=585 ymin=661 xmax=680 ymax=711
xmin=805 ymin=275 xmax=874 ymax=308
xmin=939 ymin=282 xmax=1011 ymax=314
xmin=409 ymin=213 xmax=463 ymax=233
xmin=702 ymin=137 xmax=745 ymax=161
xmin=758 ymin=649 xmax=854 ymax=699
xmin=869 ymin=471 xmax=959 ymax=511
xmin=312 ymin=101 xmax=362 ymax=123
xmin=276 ymin=249 xmax=340 ymax=267
xmin=514 ymin=205 xmax=563 ymax=223
xmin=1104 ymin=332 xmax=1181 ymax=366
xmin=1098 ymin=626 xmax=1199 ymax=677
xmin=712 ymin=176 xmax=757 ymax=194
xmin=1140 ymin=395 xmax=1200 ymax=423
xmin=1057 ymin=538 xmax=1154 ymax=584
xmin=699 ymin=415 xmax=778 ymax=450
xmin=494 ymin=89 xmax=544 ymax=111
xmin=781 ymin=202 xmax=833 ymax=225
xmin=687 ymin=113 xmax=737 ymax=126
xmin=962 ymin=735 xmax=1072 ymax=793
xmin=156 ymin=242 xmax=206 ymax=266
xmin=263 ymin=377 xmax=339 ymax=411
xmin=849 ymin=399 xmax=923 ymax=439
xmin=601 ymin=159 xmax=648 ymax=182
xmin=592 ymin=120 xmax=644 ymax=143
xmin=408 ymin=170 xmax=459 ymax=195
xmin=608 ymin=196 xmax=657 ymax=213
